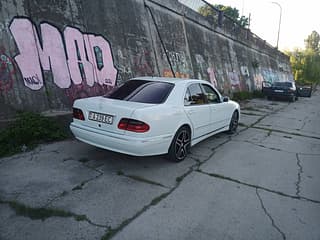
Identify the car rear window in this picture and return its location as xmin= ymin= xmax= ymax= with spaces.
xmin=273 ymin=82 xmax=293 ymax=87
xmin=104 ymin=80 xmax=174 ymax=104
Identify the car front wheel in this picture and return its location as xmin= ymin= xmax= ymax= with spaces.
xmin=167 ymin=126 xmax=191 ymax=162
xmin=227 ymin=111 xmax=239 ymax=134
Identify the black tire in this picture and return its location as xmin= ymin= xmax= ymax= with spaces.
xmin=289 ymin=95 xmax=295 ymax=102
xmin=167 ymin=126 xmax=191 ymax=162
xmin=227 ymin=111 xmax=239 ymax=134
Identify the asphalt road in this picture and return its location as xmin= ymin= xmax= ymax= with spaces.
xmin=1 ymin=90 xmax=319 ymax=240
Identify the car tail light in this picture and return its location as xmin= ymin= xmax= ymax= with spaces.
xmin=118 ymin=118 xmax=150 ymax=133
xmin=73 ymin=108 xmax=85 ymax=120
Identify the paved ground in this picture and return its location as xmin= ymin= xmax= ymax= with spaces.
xmin=1 ymin=91 xmax=320 ymax=240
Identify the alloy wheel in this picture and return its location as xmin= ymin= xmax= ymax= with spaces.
xmin=174 ymin=129 xmax=190 ymax=161
xmin=228 ymin=111 xmax=239 ymax=134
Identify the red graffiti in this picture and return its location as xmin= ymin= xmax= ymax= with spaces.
xmin=65 ymin=82 xmax=113 ymax=104
xmin=163 ymin=69 xmax=189 ymax=79
xmin=0 ymin=49 xmax=16 ymax=92
xmin=132 ymin=49 xmax=154 ymax=76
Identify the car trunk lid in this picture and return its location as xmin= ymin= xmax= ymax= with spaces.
xmin=74 ymin=96 xmax=155 ymax=134
xmin=271 ymin=82 xmax=293 ymax=93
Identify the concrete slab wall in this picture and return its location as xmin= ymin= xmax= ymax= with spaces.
xmin=0 ymin=0 xmax=292 ymax=118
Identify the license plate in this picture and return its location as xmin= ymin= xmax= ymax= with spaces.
xmin=274 ymin=90 xmax=284 ymax=92
xmin=88 ymin=111 xmax=113 ymax=124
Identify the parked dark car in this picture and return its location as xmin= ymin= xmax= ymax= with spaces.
xmin=297 ymin=85 xmax=312 ymax=97
xmin=262 ymin=81 xmax=298 ymax=102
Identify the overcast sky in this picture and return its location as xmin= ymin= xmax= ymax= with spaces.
xmin=207 ymin=0 xmax=320 ymax=50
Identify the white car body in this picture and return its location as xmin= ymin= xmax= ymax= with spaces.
xmin=70 ymin=77 xmax=240 ymax=160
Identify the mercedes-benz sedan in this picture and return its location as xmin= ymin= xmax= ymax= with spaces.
xmin=70 ymin=77 xmax=240 ymax=162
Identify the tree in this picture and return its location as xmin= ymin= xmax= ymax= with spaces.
xmin=285 ymin=31 xmax=320 ymax=85
xmin=285 ymin=48 xmax=305 ymax=82
xmin=198 ymin=4 xmax=249 ymax=28
xmin=238 ymin=16 xmax=249 ymax=28
xmin=304 ymin=30 xmax=320 ymax=52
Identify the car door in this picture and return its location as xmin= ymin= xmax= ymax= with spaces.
xmin=201 ymin=83 xmax=230 ymax=130
xmin=184 ymin=83 xmax=211 ymax=140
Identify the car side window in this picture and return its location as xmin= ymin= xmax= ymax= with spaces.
xmin=201 ymin=84 xmax=221 ymax=104
xmin=185 ymin=84 xmax=206 ymax=106
xmin=184 ymin=89 xmax=192 ymax=106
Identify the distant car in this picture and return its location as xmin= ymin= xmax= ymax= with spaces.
xmin=262 ymin=81 xmax=298 ymax=102
xmin=70 ymin=77 xmax=240 ymax=162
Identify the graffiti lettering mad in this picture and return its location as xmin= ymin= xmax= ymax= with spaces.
xmin=9 ymin=18 xmax=117 ymax=90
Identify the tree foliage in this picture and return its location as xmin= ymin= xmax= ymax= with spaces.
xmin=304 ymin=30 xmax=320 ymax=52
xmin=285 ymin=31 xmax=320 ymax=85
xmin=198 ymin=4 xmax=249 ymax=27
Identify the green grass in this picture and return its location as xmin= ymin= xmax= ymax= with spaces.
xmin=0 ymin=112 xmax=67 ymax=158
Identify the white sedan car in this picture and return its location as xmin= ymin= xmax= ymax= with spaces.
xmin=70 ymin=77 xmax=240 ymax=162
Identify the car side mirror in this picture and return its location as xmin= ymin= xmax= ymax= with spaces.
xmin=223 ymin=96 xmax=229 ymax=102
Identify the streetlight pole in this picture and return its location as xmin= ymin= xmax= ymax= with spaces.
xmin=272 ymin=1 xmax=282 ymax=49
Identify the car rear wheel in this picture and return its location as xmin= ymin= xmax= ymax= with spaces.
xmin=167 ymin=126 xmax=191 ymax=162
xmin=289 ymin=95 xmax=295 ymax=102
xmin=227 ymin=111 xmax=239 ymax=134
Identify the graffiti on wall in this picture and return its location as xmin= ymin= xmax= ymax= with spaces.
xmin=207 ymin=67 xmax=217 ymax=87
xmin=165 ymin=51 xmax=189 ymax=78
xmin=132 ymin=49 xmax=154 ymax=76
xmin=240 ymin=66 xmax=249 ymax=77
xmin=195 ymin=54 xmax=207 ymax=79
xmin=0 ymin=48 xmax=15 ymax=92
xmin=253 ymin=74 xmax=264 ymax=89
xmin=116 ymin=49 xmax=134 ymax=85
xmin=9 ymin=17 xmax=118 ymax=90
xmin=163 ymin=69 xmax=189 ymax=78
xmin=228 ymin=71 xmax=241 ymax=91
xmin=167 ymin=51 xmax=186 ymax=68
xmin=240 ymin=66 xmax=252 ymax=91
xmin=65 ymin=82 xmax=113 ymax=103
xmin=261 ymin=69 xmax=279 ymax=83
xmin=126 ymin=37 xmax=154 ymax=77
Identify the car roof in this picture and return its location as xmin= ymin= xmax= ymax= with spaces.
xmin=273 ymin=81 xmax=294 ymax=83
xmin=131 ymin=76 xmax=210 ymax=85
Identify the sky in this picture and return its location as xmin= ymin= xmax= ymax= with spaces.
xmin=207 ymin=0 xmax=320 ymax=51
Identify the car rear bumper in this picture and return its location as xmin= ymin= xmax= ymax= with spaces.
xmin=266 ymin=91 xmax=296 ymax=99
xmin=70 ymin=122 xmax=172 ymax=156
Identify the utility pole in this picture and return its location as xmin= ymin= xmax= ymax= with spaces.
xmin=272 ymin=2 xmax=282 ymax=49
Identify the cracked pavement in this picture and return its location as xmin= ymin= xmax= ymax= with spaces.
xmin=1 ymin=90 xmax=320 ymax=240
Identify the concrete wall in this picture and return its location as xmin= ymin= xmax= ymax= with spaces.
xmin=0 ymin=0 xmax=292 ymax=118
